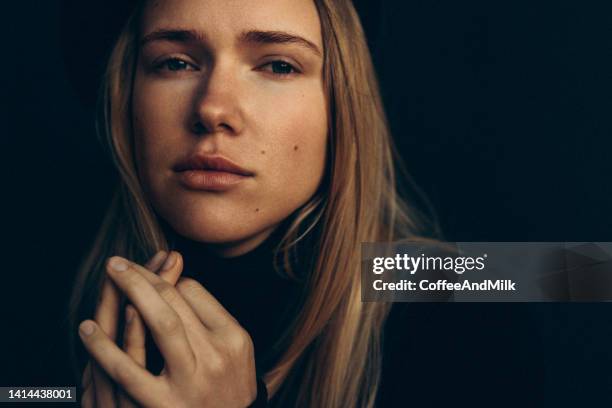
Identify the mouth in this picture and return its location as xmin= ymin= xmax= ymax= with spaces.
xmin=173 ymin=153 xmax=254 ymax=176
xmin=173 ymin=153 xmax=254 ymax=192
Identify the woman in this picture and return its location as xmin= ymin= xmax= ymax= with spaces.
xmin=68 ymin=0 xmax=428 ymax=406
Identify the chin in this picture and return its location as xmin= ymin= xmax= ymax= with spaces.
xmin=166 ymin=214 xmax=281 ymax=257
xmin=162 ymin=204 xmax=278 ymax=244
xmin=176 ymin=222 xmax=255 ymax=244
xmin=148 ymin=186 xmax=293 ymax=248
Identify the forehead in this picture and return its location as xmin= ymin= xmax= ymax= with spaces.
xmin=140 ymin=0 xmax=322 ymax=45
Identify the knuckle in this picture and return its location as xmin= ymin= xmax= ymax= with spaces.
xmin=155 ymin=312 xmax=183 ymax=335
xmin=176 ymin=277 xmax=200 ymax=294
xmin=153 ymin=281 xmax=180 ymax=302
xmin=206 ymin=353 xmax=228 ymax=375
xmin=152 ymin=280 xmax=172 ymax=294
xmin=122 ymin=269 xmax=143 ymax=290
xmin=226 ymin=328 xmax=254 ymax=355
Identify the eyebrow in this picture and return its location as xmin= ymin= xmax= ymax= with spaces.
xmin=140 ymin=28 xmax=322 ymax=58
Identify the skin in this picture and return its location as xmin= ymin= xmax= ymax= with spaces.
xmin=133 ymin=0 xmax=328 ymax=257
xmin=81 ymin=251 xmax=184 ymax=408
xmin=80 ymin=0 xmax=327 ymax=406
xmin=80 ymin=252 xmax=257 ymax=407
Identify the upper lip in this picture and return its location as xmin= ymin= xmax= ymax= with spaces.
xmin=173 ymin=153 xmax=254 ymax=176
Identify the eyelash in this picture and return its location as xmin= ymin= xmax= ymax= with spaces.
xmin=259 ymin=60 xmax=300 ymax=76
xmin=153 ymin=57 xmax=300 ymax=77
xmin=154 ymin=57 xmax=196 ymax=73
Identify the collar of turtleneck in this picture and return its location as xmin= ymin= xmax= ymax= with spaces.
xmin=160 ymin=219 xmax=310 ymax=375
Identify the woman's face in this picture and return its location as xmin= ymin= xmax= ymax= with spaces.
xmin=132 ymin=0 xmax=327 ymax=256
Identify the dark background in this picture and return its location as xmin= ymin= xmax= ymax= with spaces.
xmin=2 ymin=0 xmax=612 ymax=406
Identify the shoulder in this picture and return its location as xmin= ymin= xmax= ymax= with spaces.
xmin=376 ymin=302 xmax=546 ymax=407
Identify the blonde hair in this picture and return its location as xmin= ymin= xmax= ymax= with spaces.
xmin=68 ymin=1 xmax=435 ymax=407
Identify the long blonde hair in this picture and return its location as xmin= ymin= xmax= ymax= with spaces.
xmin=68 ymin=1 xmax=434 ymax=406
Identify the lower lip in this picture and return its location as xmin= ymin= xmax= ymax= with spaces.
xmin=176 ymin=170 xmax=250 ymax=191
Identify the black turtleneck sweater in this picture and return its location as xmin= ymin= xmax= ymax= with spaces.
xmin=144 ymin=224 xmax=546 ymax=407
xmin=164 ymin=222 xmax=306 ymax=378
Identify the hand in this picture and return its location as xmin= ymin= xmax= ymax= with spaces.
xmin=78 ymin=253 xmax=259 ymax=408
xmin=81 ymin=250 xmax=183 ymax=407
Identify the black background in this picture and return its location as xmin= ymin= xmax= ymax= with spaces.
xmin=2 ymin=0 xmax=612 ymax=406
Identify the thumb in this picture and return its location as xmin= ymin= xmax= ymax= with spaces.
xmin=157 ymin=251 xmax=184 ymax=285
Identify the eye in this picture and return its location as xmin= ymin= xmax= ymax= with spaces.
xmin=260 ymin=60 xmax=300 ymax=76
xmin=155 ymin=57 xmax=198 ymax=72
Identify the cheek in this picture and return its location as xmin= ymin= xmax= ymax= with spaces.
xmin=258 ymin=89 xmax=328 ymax=201
xmin=132 ymin=80 xmax=189 ymax=184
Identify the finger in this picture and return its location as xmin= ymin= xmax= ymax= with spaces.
xmin=93 ymin=250 xmax=165 ymax=341
xmin=176 ymin=277 xmax=240 ymax=332
xmin=95 ymin=277 xmax=121 ymax=340
xmin=81 ymin=361 xmax=93 ymax=389
xmin=128 ymin=253 xmax=236 ymax=333
xmin=123 ymin=305 xmax=146 ymax=366
xmin=121 ymin=251 xmax=170 ymax=365
xmin=157 ymin=251 xmax=184 ymax=286
xmin=117 ymin=390 xmax=140 ymax=408
xmin=105 ymin=256 xmax=197 ymax=375
xmin=96 ymin=250 xmax=166 ymax=340
xmin=81 ymin=386 xmax=94 ymax=408
xmin=144 ymin=250 xmax=168 ymax=272
xmin=91 ymin=251 xmax=166 ymax=408
xmin=120 ymin=252 xmax=179 ymax=370
xmin=91 ymin=274 xmax=121 ymax=408
xmin=79 ymin=320 xmax=161 ymax=407
xmin=118 ymin=253 xmax=206 ymax=339
xmin=80 ymin=362 xmax=101 ymax=408
xmin=92 ymin=251 xmax=166 ymax=407
xmin=92 ymin=360 xmax=116 ymax=408
xmin=80 ymin=361 xmax=94 ymax=408
xmin=117 ymin=306 xmax=146 ymax=408
xmin=92 ymin=277 xmax=122 ymax=408
xmin=118 ymin=309 xmax=145 ymax=408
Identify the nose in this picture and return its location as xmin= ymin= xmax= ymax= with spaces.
xmin=190 ymin=61 xmax=245 ymax=137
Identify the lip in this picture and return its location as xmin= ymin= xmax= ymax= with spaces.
xmin=177 ymin=169 xmax=250 ymax=191
xmin=173 ymin=153 xmax=254 ymax=192
xmin=173 ymin=153 xmax=254 ymax=176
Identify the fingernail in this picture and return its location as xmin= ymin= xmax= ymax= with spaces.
xmin=161 ymin=252 xmax=177 ymax=271
xmin=108 ymin=256 xmax=129 ymax=272
xmin=79 ymin=321 xmax=95 ymax=337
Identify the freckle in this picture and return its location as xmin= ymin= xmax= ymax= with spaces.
xmin=255 ymin=208 xmax=260 ymax=212
xmin=294 ymin=145 xmax=299 ymax=151
xmin=260 ymin=150 xmax=265 ymax=154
